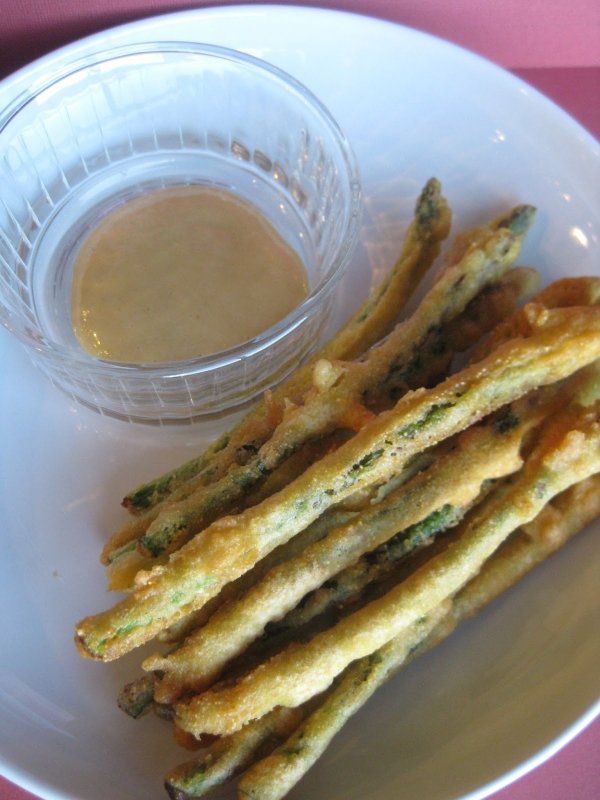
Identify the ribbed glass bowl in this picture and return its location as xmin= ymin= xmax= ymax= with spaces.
xmin=0 ymin=42 xmax=361 ymax=423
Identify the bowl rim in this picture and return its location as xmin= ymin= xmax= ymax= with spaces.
xmin=0 ymin=40 xmax=362 ymax=378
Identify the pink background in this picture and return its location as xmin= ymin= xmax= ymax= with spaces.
xmin=1 ymin=0 xmax=600 ymax=73
xmin=0 ymin=2 xmax=598 ymax=799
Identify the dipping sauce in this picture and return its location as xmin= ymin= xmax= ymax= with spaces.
xmin=71 ymin=185 xmax=308 ymax=363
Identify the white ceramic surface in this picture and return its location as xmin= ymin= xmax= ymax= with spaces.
xmin=0 ymin=6 xmax=598 ymax=800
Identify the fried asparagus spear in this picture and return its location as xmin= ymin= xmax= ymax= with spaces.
xmin=472 ymin=275 xmax=600 ymax=361
xmin=122 ymin=178 xmax=451 ymax=515
xmin=174 ymin=392 xmax=600 ymax=736
xmin=132 ymin=204 xmax=536 ymax=558
xmin=74 ymin=304 xmax=600 ymax=662
xmin=131 ymin=397 xmax=534 ymax=712
xmin=164 ymin=472 xmax=600 ymax=799
xmin=116 ymin=509 xmax=360 ymax=719
xmin=266 ymin=503 xmax=473 ymax=636
xmin=145 ymin=391 xmax=553 ymax=703
xmin=108 ymin=211 xmax=530 ymax=567
xmin=236 ymin=615 xmax=451 ymax=800
xmin=104 ymin=263 xmax=538 ymax=576
xmin=116 ymin=447 xmax=447 ymax=716
xmin=164 ymin=707 xmax=305 ymax=800
xmin=164 ymin=607 xmax=449 ymax=800
xmin=235 ymin=473 xmax=600 ymax=800
xmin=105 ymin=434 xmax=352 ymax=591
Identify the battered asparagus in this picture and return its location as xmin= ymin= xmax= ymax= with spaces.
xmin=104 ymin=263 xmax=538 ymax=574
xmin=74 ymin=305 xmax=600 ymax=661
xmin=269 ymin=505 xmax=468 ymax=635
xmin=145 ymin=393 xmax=549 ymax=703
xmin=116 ymin=510 xmax=359 ymax=717
xmin=164 ymin=707 xmax=304 ymax=800
xmin=105 ymin=434 xmax=352 ymax=591
xmin=235 ymin=613 xmax=451 ymax=800
xmin=236 ymin=473 xmax=600 ymax=800
xmin=175 ymin=395 xmax=600 ymax=736
xmin=163 ymin=471 xmax=600 ymax=797
xmin=137 ymin=204 xmax=536 ymax=557
xmin=122 ymin=178 xmax=451 ymax=514
xmin=164 ymin=609 xmax=450 ymax=800
xmin=472 ymin=275 xmax=600 ymax=361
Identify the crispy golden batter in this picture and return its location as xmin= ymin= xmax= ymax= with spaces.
xmin=472 ymin=276 xmax=600 ymax=361
xmin=136 ymin=205 xmax=535 ymax=558
xmin=75 ymin=306 xmax=600 ymax=662
xmin=236 ymin=473 xmax=600 ymax=800
xmin=121 ymin=178 xmax=451 ymax=517
xmin=73 ymin=186 xmax=600 ymax=800
xmin=174 ymin=399 xmax=600 ymax=736
xmin=165 ymin=707 xmax=303 ymax=800
xmin=146 ymin=391 xmax=551 ymax=703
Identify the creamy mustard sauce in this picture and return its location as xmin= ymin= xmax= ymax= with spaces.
xmin=71 ymin=185 xmax=308 ymax=363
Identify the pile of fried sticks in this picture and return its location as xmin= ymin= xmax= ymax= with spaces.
xmin=75 ymin=179 xmax=600 ymax=800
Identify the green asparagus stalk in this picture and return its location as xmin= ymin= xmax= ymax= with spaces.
xmin=175 ymin=394 xmax=600 ymax=736
xmin=136 ymin=205 xmax=536 ymax=558
xmin=104 ymin=263 xmax=537 ymax=575
xmin=146 ymin=392 xmax=547 ymax=703
xmin=237 ymin=472 xmax=600 ymax=800
xmin=122 ymin=178 xmax=451 ymax=514
xmin=164 ymin=707 xmax=304 ymax=800
xmin=74 ymin=304 xmax=600 ymax=662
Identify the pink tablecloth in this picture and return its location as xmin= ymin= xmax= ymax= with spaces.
xmin=0 ymin=2 xmax=598 ymax=800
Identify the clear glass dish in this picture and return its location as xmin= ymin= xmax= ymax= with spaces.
xmin=0 ymin=41 xmax=361 ymax=422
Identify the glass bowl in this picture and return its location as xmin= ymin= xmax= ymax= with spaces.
xmin=0 ymin=42 xmax=361 ymax=423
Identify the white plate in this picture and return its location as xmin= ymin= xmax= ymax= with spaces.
xmin=1 ymin=6 xmax=599 ymax=800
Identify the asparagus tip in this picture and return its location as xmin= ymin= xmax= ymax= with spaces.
xmin=499 ymin=204 xmax=537 ymax=236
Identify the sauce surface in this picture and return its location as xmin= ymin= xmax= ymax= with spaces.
xmin=71 ymin=185 xmax=308 ymax=363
